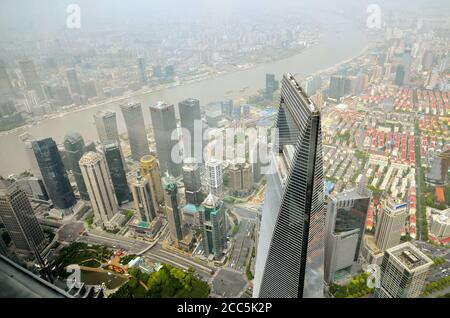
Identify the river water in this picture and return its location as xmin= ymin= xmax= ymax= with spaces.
xmin=0 ymin=11 xmax=367 ymax=176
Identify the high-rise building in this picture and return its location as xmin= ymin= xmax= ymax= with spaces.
xmin=140 ymin=155 xmax=164 ymax=206
xmin=79 ymin=152 xmax=118 ymax=227
xmin=228 ymin=161 xmax=253 ymax=196
xmin=137 ymin=57 xmax=147 ymax=84
xmin=149 ymin=101 xmax=182 ymax=177
xmin=205 ymin=159 xmax=223 ymax=197
xmin=182 ymin=159 xmax=203 ymax=205
xmin=265 ymin=73 xmax=279 ymax=100
xmin=20 ymin=133 xmax=43 ymax=179
xmin=32 ymin=138 xmax=76 ymax=211
xmin=0 ymin=178 xmax=46 ymax=257
xmin=0 ymin=60 xmax=14 ymax=98
xmin=394 ymin=65 xmax=406 ymax=86
xmin=19 ymin=59 xmax=45 ymax=101
xmin=375 ymin=242 xmax=433 ymax=298
xmin=94 ymin=110 xmax=120 ymax=144
xmin=66 ymin=68 xmax=82 ymax=97
xmin=375 ymin=199 xmax=407 ymax=251
xmin=324 ymin=179 xmax=371 ymax=283
xmin=162 ymin=175 xmax=183 ymax=245
xmin=102 ymin=141 xmax=130 ymax=205
xmin=199 ymin=193 xmax=227 ymax=259
xmin=253 ymin=73 xmax=324 ymax=298
xmin=129 ymin=172 xmax=157 ymax=222
xmin=178 ymin=98 xmax=202 ymax=161
xmin=64 ymin=131 xmax=89 ymax=200
xmin=120 ymin=102 xmax=150 ymax=161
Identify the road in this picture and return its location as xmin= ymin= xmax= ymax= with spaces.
xmin=76 ymin=229 xmax=215 ymax=279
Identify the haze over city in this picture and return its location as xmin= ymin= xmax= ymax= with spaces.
xmin=0 ymin=0 xmax=448 ymax=305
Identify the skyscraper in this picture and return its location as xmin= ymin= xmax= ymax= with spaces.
xmin=265 ymin=73 xmax=278 ymax=100
xmin=375 ymin=199 xmax=407 ymax=251
xmin=20 ymin=133 xmax=43 ymax=180
xmin=375 ymin=242 xmax=433 ymax=298
xmin=162 ymin=175 xmax=184 ymax=245
xmin=102 ymin=141 xmax=130 ymax=205
xmin=120 ymin=102 xmax=150 ymax=161
xmin=129 ymin=172 xmax=157 ymax=223
xmin=228 ymin=161 xmax=253 ymax=196
xmin=182 ymin=159 xmax=203 ymax=205
xmin=32 ymin=138 xmax=76 ymax=211
xmin=0 ymin=178 xmax=46 ymax=257
xmin=205 ymin=159 xmax=223 ymax=197
xmin=94 ymin=110 xmax=120 ymax=144
xmin=64 ymin=131 xmax=89 ymax=200
xmin=140 ymin=155 xmax=164 ymax=205
xmin=253 ymin=73 xmax=324 ymax=298
xmin=66 ymin=68 xmax=82 ymax=97
xmin=137 ymin=57 xmax=147 ymax=84
xmin=199 ymin=193 xmax=227 ymax=259
xmin=324 ymin=179 xmax=371 ymax=283
xmin=79 ymin=152 xmax=118 ymax=227
xmin=178 ymin=98 xmax=202 ymax=161
xmin=19 ymin=59 xmax=45 ymax=101
xmin=149 ymin=101 xmax=182 ymax=177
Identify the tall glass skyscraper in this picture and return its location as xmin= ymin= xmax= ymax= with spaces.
xmin=150 ymin=102 xmax=182 ymax=177
xmin=178 ymin=98 xmax=202 ymax=161
xmin=253 ymin=73 xmax=325 ymax=298
xmin=32 ymin=138 xmax=76 ymax=211
xmin=63 ymin=131 xmax=89 ymax=200
xmin=102 ymin=141 xmax=131 ymax=205
xmin=120 ymin=102 xmax=150 ymax=161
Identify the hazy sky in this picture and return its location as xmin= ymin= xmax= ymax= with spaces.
xmin=0 ymin=0 xmax=449 ymax=37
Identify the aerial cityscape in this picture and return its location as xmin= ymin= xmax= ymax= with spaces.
xmin=0 ymin=0 xmax=449 ymax=303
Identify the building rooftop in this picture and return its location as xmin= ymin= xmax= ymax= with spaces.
xmin=387 ymin=242 xmax=433 ymax=272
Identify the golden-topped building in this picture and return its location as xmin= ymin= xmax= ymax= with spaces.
xmin=140 ymin=155 xmax=164 ymax=205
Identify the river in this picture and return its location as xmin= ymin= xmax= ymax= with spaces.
xmin=0 ymin=11 xmax=367 ymax=176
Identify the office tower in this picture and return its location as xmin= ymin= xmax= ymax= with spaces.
xmin=121 ymin=102 xmax=150 ymax=161
xmin=228 ymin=162 xmax=253 ymax=196
xmin=149 ymin=101 xmax=182 ymax=177
xmin=422 ymin=50 xmax=434 ymax=72
xmin=162 ymin=175 xmax=183 ymax=245
xmin=0 ymin=178 xmax=46 ymax=257
xmin=63 ymin=132 xmax=89 ymax=200
xmin=205 ymin=159 xmax=223 ymax=197
xmin=152 ymin=65 xmax=162 ymax=78
xmin=429 ymin=208 xmax=450 ymax=241
xmin=221 ymin=99 xmax=233 ymax=117
xmin=199 ymin=193 xmax=227 ymax=259
xmin=324 ymin=180 xmax=371 ymax=283
xmin=253 ymin=73 xmax=324 ymax=298
xmin=16 ymin=177 xmax=48 ymax=201
xmin=32 ymin=138 xmax=76 ymax=211
xmin=137 ymin=57 xmax=147 ymax=84
xmin=129 ymin=172 xmax=157 ymax=222
xmin=20 ymin=133 xmax=42 ymax=179
xmin=102 ymin=142 xmax=130 ymax=205
xmin=19 ymin=59 xmax=45 ymax=101
xmin=140 ymin=155 xmax=164 ymax=205
xmin=205 ymin=102 xmax=222 ymax=128
xmin=265 ymin=73 xmax=278 ymax=100
xmin=375 ymin=199 xmax=407 ymax=251
xmin=0 ymin=60 xmax=14 ymax=98
xmin=94 ymin=110 xmax=120 ymax=144
xmin=375 ymin=242 xmax=433 ymax=298
xmin=182 ymin=159 xmax=203 ymax=205
xmin=66 ymin=68 xmax=82 ymax=96
xmin=178 ymin=98 xmax=202 ymax=161
xmin=79 ymin=152 xmax=118 ymax=226
xmin=394 ymin=65 xmax=406 ymax=86
xmin=302 ymin=75 xmax=322 ymax=96
xmin=328 ymin=75 xmax=349 ymax=101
